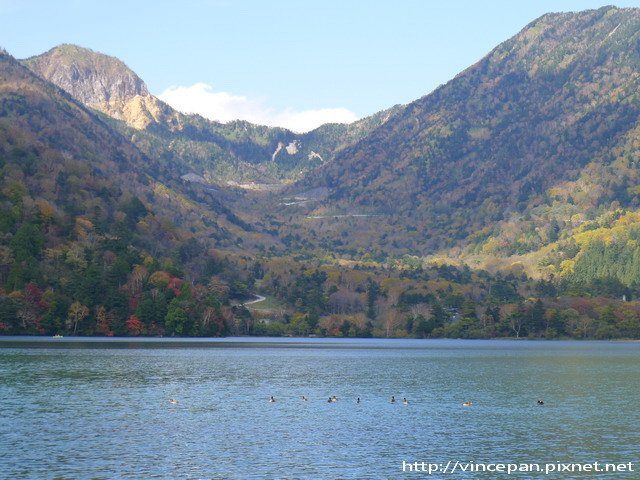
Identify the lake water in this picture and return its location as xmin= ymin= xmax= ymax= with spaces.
xmin=1 ymin=338 xmax=639 ymax=479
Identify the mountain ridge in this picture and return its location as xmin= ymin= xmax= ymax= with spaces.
xmin=23 ymin=44 xmax=403 ymax=185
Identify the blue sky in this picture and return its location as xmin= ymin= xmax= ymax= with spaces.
xmin=2 ymin=0 xmax=639 ymax=131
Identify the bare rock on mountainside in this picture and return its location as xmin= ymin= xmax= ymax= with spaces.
xmin=24 ymin=44 xmax=148 ymax=105
xmin=23 ymin=44 xmax=178 ymax=129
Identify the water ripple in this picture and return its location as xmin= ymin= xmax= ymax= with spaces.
xmin=1 ymin=339 xmax=639 ymax=478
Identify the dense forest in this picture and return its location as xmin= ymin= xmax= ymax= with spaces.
xmin=243 ymin=256 xmax=640 ymax=339
xmin=0 ymin=120 xmax=253 ymax=337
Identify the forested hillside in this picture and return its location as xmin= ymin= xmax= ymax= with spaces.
xmin=0 ymin=50 xmax=255 ymax=336
xmin=287 ymin=7 xmax=640 ymax=259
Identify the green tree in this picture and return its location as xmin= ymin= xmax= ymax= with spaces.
xmin=412 ymin=314 xmax=430 ymax=338
xmin=431 ymin=301 xmax=448 ymax=329
xmin=366 ymin=278 xmax=380 ymax=319
xmin=524 ymin=299 xmax=546 ymax=336
xmin=289 ymin=313 xmax=310 ymax=336
xmin=165 ymin=299 xmax=188 ymax=336
xmin=121 ymin=196 xmax=148 ymax=226
xmin=595 ymin=305 xmax=619 ymax=339
xmin=11 ymin=222 xmax=44 ymax=262
xmin=135 ymin=292 xmax=156 ymax=325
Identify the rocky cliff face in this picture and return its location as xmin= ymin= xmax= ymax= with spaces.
xmin=24 ymin=44 xmax=148 ymax=105
xmin=23 ymin=44 xmax=177 ymax=129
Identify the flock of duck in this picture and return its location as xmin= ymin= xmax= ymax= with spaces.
xmin=269 ymin=395 xmax=412 ymax=405
xmin=168 ymin=397 xmax=545 ymax=406
xmin=265 ymin=396 xmax=545 ymax=406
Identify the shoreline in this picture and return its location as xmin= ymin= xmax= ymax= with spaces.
xmin=1 ymin=336 xmax=639 ymax=350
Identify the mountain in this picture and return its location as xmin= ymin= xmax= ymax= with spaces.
xmin=0 ymin=49 xmax=253 ymax=336
xmin=283 ymin=6 xmax=640 ymax=263
xmin=3 ymin=47 xmax=252 ymax=244
xmin=24 ymin=44 xmax=148 ymax=105
xmin=24 ymin=44 xmax=401 ymax=185
xmin=23 ymin=44 xmax=180 ymax=130
xmin=5 ymin=7 xmax=640 ymax=340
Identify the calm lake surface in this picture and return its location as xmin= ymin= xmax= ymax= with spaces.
xmin=1 ymin=338 xmax=639 ymax=479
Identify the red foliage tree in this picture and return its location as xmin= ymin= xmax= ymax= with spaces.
xmin=125 ymin=315 xmax=144 ymax=336
xmin=95 ymin=306 xmax=113 ymax=336
xmin=147 ymin=321 xmax=164 ymax=336
xmin=128 ymin=294 xmax=140 ymax=313
xmin=20 ymin=283 xmax=48 ymax=333
xmin=167 ymin=277 xmax=184 ymax=297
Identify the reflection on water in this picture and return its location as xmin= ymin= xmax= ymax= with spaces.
xmin=1 ymin=338 xmax=639 ymax=479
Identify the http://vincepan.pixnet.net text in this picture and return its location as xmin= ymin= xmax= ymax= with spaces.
xmin=402 ymin=460 xmax=635 ymax=475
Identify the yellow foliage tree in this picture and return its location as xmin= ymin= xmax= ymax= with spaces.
xmin=67 ymin=302 xmax=89 ymax=335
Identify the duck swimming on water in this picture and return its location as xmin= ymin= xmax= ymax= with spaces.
xmin=537 ymin=399 xmax=544 ymax=405
xmin=169 ymin=399 xmax=178 ymax=405
xmin=403 ymin=398 xmax=409 ymax=405
xmin=390 ymin=396 xmax=396 ymax=403
xmin=269 ymin=396 xmax=276 ymax=403
xmin=462 ymin=401 xmax=473 ymax=407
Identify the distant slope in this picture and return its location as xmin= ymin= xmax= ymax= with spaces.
xmin=287 ymin=6 xmax=640 ymax=258
xmin=7 ymin=7 xmax=640 ymax=339
xmin=5 ymin=48 xmax=150 ymax=184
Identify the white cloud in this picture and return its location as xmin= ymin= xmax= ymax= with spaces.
xmin=158 ymin=82 xmax=358 ymax=133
